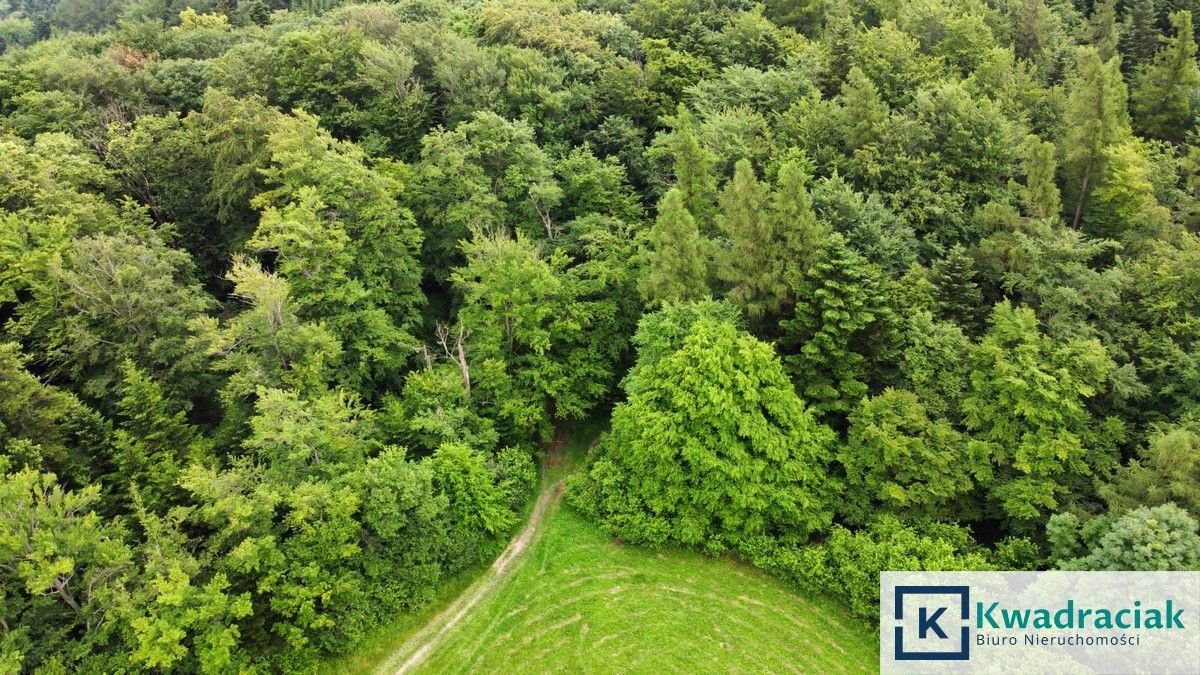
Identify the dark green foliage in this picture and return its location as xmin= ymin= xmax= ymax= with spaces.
xmin=780 ymin=233 xmax=899 ymax=421
xmin=747 ymin=516 xmax=993 ymax=620
xmin=2 ymin=0 xmax=1199 ymax=665
xmin=930 ymin=244 xmax=983 ymax=331
xmin=1131 ymin=11 xmax=1200 ymax=143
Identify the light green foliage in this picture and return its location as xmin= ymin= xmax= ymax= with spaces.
xmin=6 ymin=0 xmax=1200 ymax=668
xmin=249 ymin=188 xmax=412 ymax=393
xmin=453 ymin=232 xmax=616 ymax=438
xmin=431 ymin=442 xmax=514 ymax=538
xmin=1015 ymin=134 xmax=1062 ymax=220
xmin=125 ymin=509 xmax=252 ymax=674
xmin=841 ymin=389 xmax=991 ymax=524
xmin=851 ymin=20 xmax=944 ymax=106
xmin=838 ymin=66 xmax=889 ymax=151
xmin=0 ymin=468 xmax=133 ymax=673
xmin=661 ymin=105 xmax=718 ymax=226
xmin=1063 ymin=46 xmax=1131 ymax=228
xmin=575 ymin=306 xmax=836 ymax=549
xmin=243 ymin=386 xmax=374 ymax=482
xmin=189 ymin=256 xmax=343 ymax=403
xmin=255 ymin=112 xmax=425 ymax=333
xmin=1089 ymin=0 xmax=1120 ymax=62
xmin=1085 ymin=139 xmax=1174 ymax=245
xmin=413 ymin=111 xmax=560 ymax=280
xmin=1052 ymin=504 xmax=1200 ymax=570
xmin=380 ymin=365 xmax=499 ymax=455
xmin=963 ymin=302 xmax=1120 ymax=524
xmin=639 ymin=188 xmax=710 ymax=306
xmin=1101 ymin=424 xmax=1200 ymax=516
xmin=780 ymin=233 xmax=898 ymax=420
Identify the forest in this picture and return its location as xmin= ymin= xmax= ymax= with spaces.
xmin=1 ymin=0 xmax=1199 ymax=670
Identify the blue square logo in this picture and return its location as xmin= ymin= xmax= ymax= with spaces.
xmin=894 ymin=585 xmax=970 ymax=661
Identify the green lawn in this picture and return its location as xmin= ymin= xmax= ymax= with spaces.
xmin=413 ymin=504 xmax=878 ymax=674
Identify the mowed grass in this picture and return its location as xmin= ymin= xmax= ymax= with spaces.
xmin=413 ymin=504 xmax=879 ymax=674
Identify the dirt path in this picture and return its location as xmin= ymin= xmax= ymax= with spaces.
xmin=378 ymin=436 xmax=575 ymax=674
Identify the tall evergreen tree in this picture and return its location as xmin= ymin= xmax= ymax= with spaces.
xmin=1062 ymin=47 xmax=1131 ymax=229
xmin=717 ymin=159 xmax=774 ymax=319
xmin=930 ymin=245 xmax=984 ymax=331
xmin=640 ymin=188 xmax=710 ymax=306
xmin=839 ymin=67 xmax=889 ymax=152
xmin=1120 ymin=0 xmax=1162 ymax=69
xmin=667 ymin=105 xmax=718 ymax=228
xmin=1016 ymin=134 xmax=1062 ymax=219
xmin=780 ymin=234 xmax=897 ymax=422
xmin=1131 ymin=11 xmax=1200 ymax=143
xmin=1090 ymin=0 xmax=1121 ymax=62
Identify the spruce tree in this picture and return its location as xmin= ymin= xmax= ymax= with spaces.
xmin=640 ymin=188 xmax=710 ymax=306
xmin=1131 ymin=11 xmax=1200 ymax=143
xmin=780 ymin=234 xmax=896 ymax=422
xmin=667 ymin=105 xmax=718 ymax=229
xmin=930 ymin=244 xmax=984 ymax=331
xmin=839 ymin=67 xmax=890 ymax=151
xmin=772 ymin=156 xmax=828 ymax=296
xmin=1120 ymin=0 xmax=1162 ymax=69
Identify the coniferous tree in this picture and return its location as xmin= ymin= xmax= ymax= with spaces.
xmin=1090 ymin=0 xmax=1121 ymax=61
xmin=1131 ymin=11 xmax=1200 ymax=143
xmin=1062 ymin=47 xmax=1131 ymax=229
xmin=781 ymin=233 xmax=897 ymax=422
xmin=667 ymin=105 xmax=718 ymax=228
xmin=1016 ymin=134 xmax=1062 ymax=219
xmin=930 ymin=245 xmax=983 ymax=331
xmin=640 ymin=188 xmax=710 ymax=306
xmin=1120 ymin=0 xmax=1162 ymax=69
xmin=839 ymin=67 xmax=889 ymax=152
xmin=717 ymin=159 xmax=774 ymax=319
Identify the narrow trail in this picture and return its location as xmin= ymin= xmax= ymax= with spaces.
xmin=378 ymin=430 xmax=582 ymax=674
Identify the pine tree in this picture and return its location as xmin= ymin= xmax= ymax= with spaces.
xmin=1063 ymin=47 xmax=1131 ymax=229
xmin=1017 ymin=134 xmax=1062 ymax=219
xmin=640 ymin=188 xmax=710 ymax=306
xmin=839 ymin=67 xmax=890 ymax=151
xmin=930 ymin=245 xmax=984 ymax=331
xmin=772 ymin=156 xmax=828 ymax=296
xmin=717 ymin=159 xmax=775 ymax=319
xmin=1090 ymin=0 xmax=1121 ymax=62
xmin=1120 ymin=0 xmax=1162 ymax=69
xmin=667 ymin=105 xmax=718 ymax=228
xmin=1131 ymin=11 xmax=1200 ymax=143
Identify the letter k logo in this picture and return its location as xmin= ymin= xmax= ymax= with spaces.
xmin=919 ymin=607 xmax=948 ymax=639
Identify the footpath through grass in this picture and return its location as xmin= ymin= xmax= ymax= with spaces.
xmin=412 ymin=420 xmax=877 ymax=674
xmin=327 ymin=420 xmax=879 ymax=673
